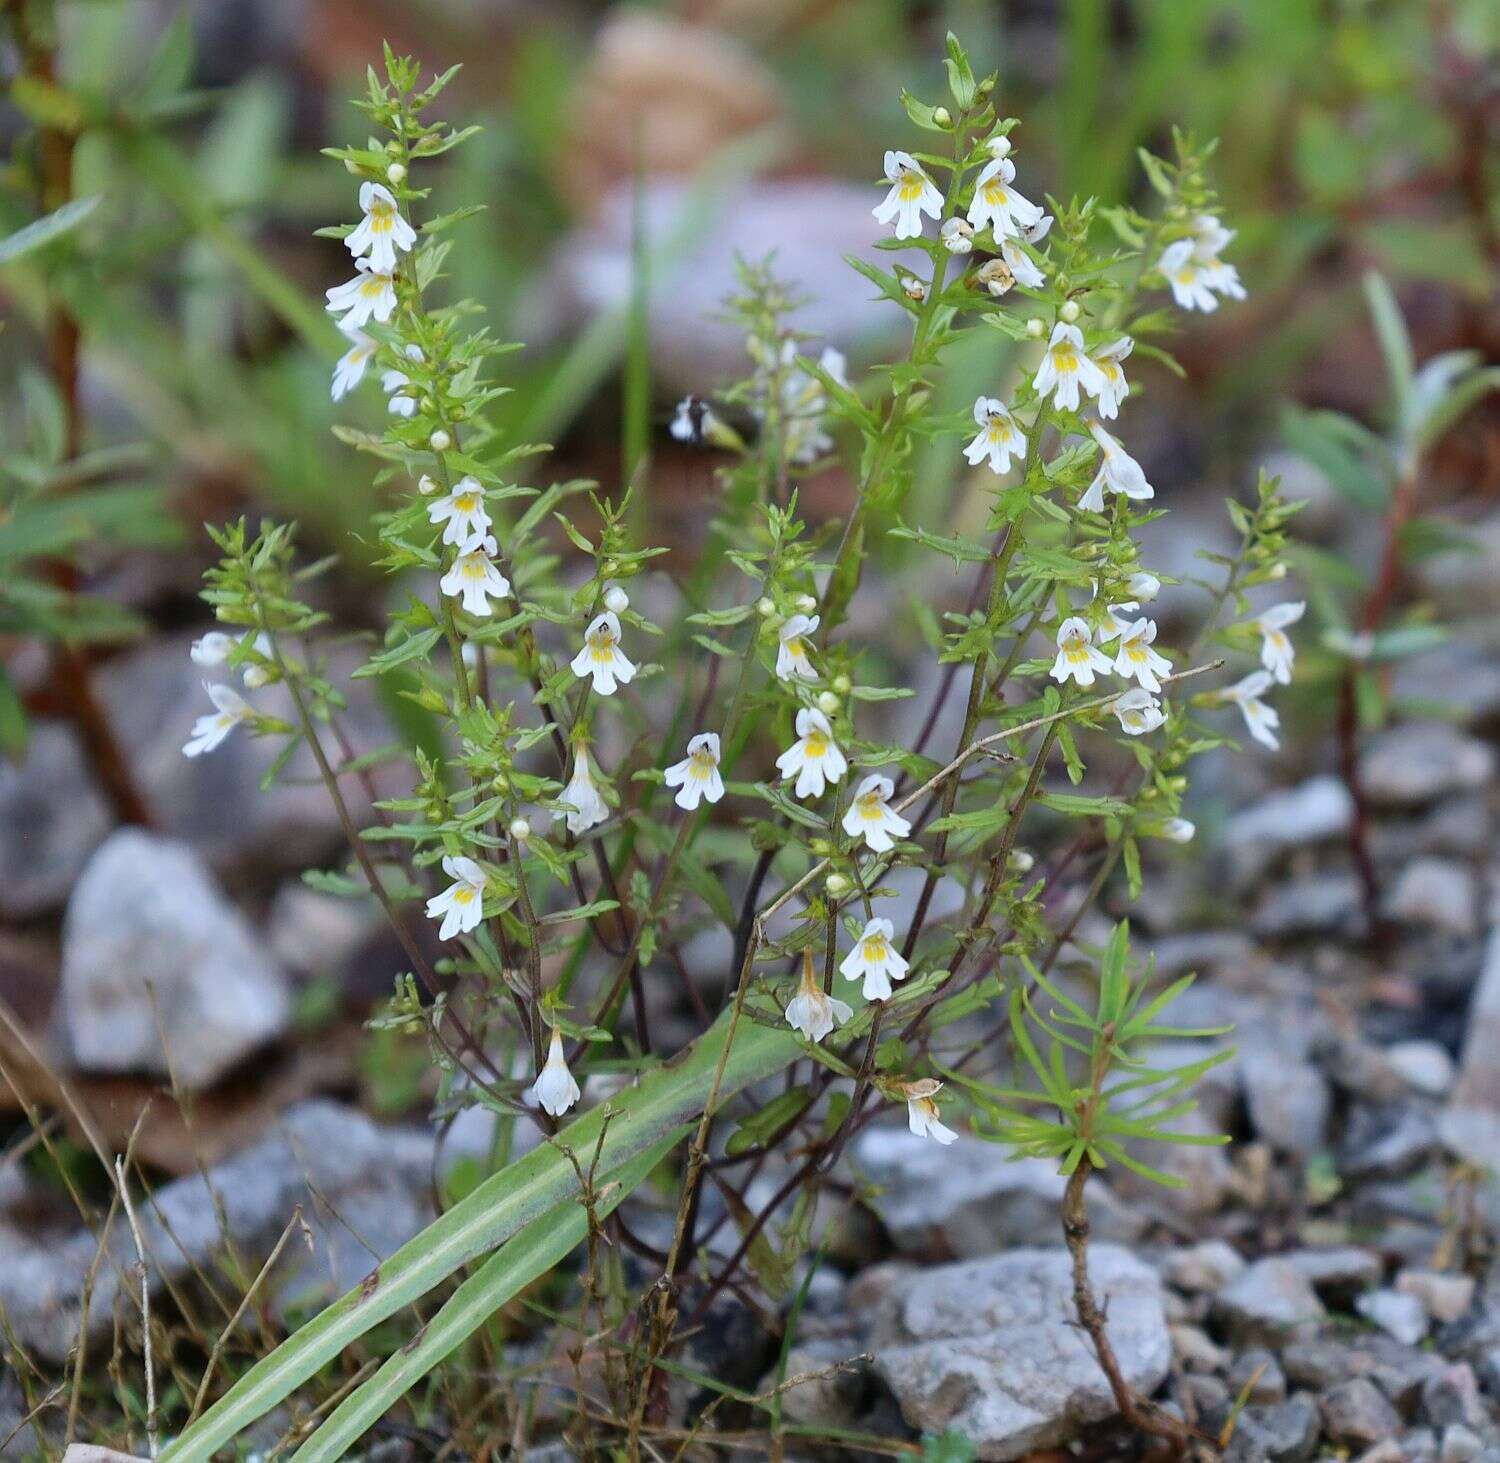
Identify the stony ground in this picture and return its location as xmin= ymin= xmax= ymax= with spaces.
xmin=5 ymin=520 xmax=1500 ymax=1460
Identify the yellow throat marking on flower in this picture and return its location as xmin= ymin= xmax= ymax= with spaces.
xmin=987 ymin=419 xmax=1011 ymax=442
xmin=454 ymin=492 xmax=479 ymax=513
xmin=858 ymin=795 xmax=886 ymax=820
xmin=453 ymin=886 xmax=476 ymax=905
xmin=864 ymin=936 xmax=889 ymax=962
xmin=589 ymin=631 xmax=616 ymax=662
xmin=804 ymin=732 xmax=829 ymax=758
xmin=1064 ymin=635 xmax=1090 ymax=663
xmin=984 ymin=181 xmax=1009 ymax=206
xmin=461 ymin=557 xmax=488 ymax=580
xmin=1051 ymin=345 xmax=1079 ymax=372
xmin=897 ymin=171 xmax=926 ymax=201
xmin=689 ymin=750 xmax=716 ymax=780
xmin=359 ymin=274 xmax=391 ymax=297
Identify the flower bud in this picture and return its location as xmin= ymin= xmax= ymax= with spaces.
xmin=824 ymin=873 xmax=851 ymax=898
xmin=387 ymin=162 xmax=407 ymax=185
xmin=603 ymin=584 xmax=629 ymax=614
xmin=429 ymin=429 xmax=452 ymax=453
xmin=344 ymin=158 xmax=360 ymax=175
xmin=757 ymin=597 xmax=776 ymax=618
xmin=1059 ymin=299 xmax=1081 ymax=323
xmin=902 ymin=276 xmax=928 ymax=303
xmin=1009 ymin=850 xmax=1035 ymax=873
xmin=509 ymin=817 xmax=531 ymax=841
xmin=795 ymin=593 xmax=817 ymax=613
xmin=418 ymin=473 xmax=439 ymax=495
xmin=1268 ymin=562 xmax=1287 ymax=579
xmin=932 ymin=105 xmax=953 ymax=129
xmin=817 ymin=690 xmax=840 ymax=715
xmin=986 ymin=134 xmax=1012 ymax=159
xmin=832 ymin=673 xmax=852 ymax=695
xmin=1025 ymin=317 xmax=1045 ymax=338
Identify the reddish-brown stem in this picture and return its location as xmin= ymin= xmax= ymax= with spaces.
xmin=9 ymin=3 xmax=153 ymax=828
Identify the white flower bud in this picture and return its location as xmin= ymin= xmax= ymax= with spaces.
xmin=986 ymin=134 xmax=1012 ymax=159
xmin=509 ymin=817 xmax=531 ymax=841
xmin=387 ymin=162 xmax=407 ymax=185
xmin=832 ymin=674 xmax=852 ymax=695
xmin=1268 ymin=562 xmax=1287 ymax=579
xmin=429 ymin=429 xmax=452 ymax=453
xmin=817 ymin=691 xmax=840 ymax=715
xmin=932 ymin=106 xmax=953 ymax=129
xmin=824 ymin=873 xmax=851 ymax=898
xmin=795 ymin=594 xmax=818 ymax=614
xmin=1009 ymin=850 xmax=1035 ymax=873
xmin=1025 ymin=317 xmax=1045 ymax=338
xmin=757 ymin=597 xmax=777 ymax=618
xmin=1059 ymin=299 xmax=1081 ymax=323
xmin=344 ymin=158 xmax=360 ymax=174
xmin=902 ymin=276 xmax=928 ymax=303
xmin=603 ymin=584 xmax=629 ymax=614
xmin=418 ymin=474 xmax=439 ymax=495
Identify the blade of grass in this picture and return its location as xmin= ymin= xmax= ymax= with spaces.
xmin=161 ymin=1008 xmax=801 ymax=1463
xmin=289 ymin=1134 xmax=677 ymax=1463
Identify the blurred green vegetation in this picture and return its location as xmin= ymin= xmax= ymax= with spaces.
xmin=2 ymin=0 xmax=1495 ymax=569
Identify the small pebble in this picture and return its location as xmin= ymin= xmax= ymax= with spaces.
xmin=1396 ymin=1269 xmax=1476 ymax=1324
xmin=1356 ymin=1287 xmax=1429 ymax=1345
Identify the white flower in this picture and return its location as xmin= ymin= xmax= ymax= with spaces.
xmin=239 ymin=631 xmax=275 ymax=688
xmin=963 ymin=397 xmax=1027 ymax=475
xmin=901 ymin=1078 xmax=958 ymax=1145
xmin=1112 ymin=618 xmax=1172 ymax=694
xmin=785 ymin=952 xmax=852 ymax=1044
xmin=966 ymin=156 xmax=1043 ymax=239
xmin=325 ymin=259 xmax=397 ymax=330
xmin=190 ymin=632 xmax=234 ymax=667
xmin=1023 ymin=214 xmax=1054 ymax=245
xmin=775 ymin=707 xmax=848 ymax=800
xmin=440 ymin=535 xmax=510 ymax=617
xmin=985 ymin=134 xmax=1012 ymax=159
xmin=561 ymin=742 xmax=610 ymax=834
xmin=424 ymin=854 xmax=488 ymax=940
xmin=1110 ymin=687 xmax=1167 ymax=736
xmin=1255 ymin=602 xmax=1304 ymax=685
xmin=664 ymin=732 xmax=724 ymax=811
xmin=1032 ymin=322 xmax=1108 ymax=412
xmin=1129 ymin=570 xmax=1161 ymax=602
xmin=1078 ymin=424 xmax=1154 ymax=513
xmin=1050 ymin=617 xmax=1113 ymax=688
xmin=570 ymin=611 xmax=637 ymax=696
xmin=382 ymin=343 xmax=424 ymax=417
xmin=778 ymin=343 xmax=843 ymax=465
xmin=842 ymin=773 xmax=912 ymax=853
xmin=1222 ymin=670 xmax=1280 ymax=750
xmin=191 ymin=630 xmax=272 ymax=685
xmin=525 ymin=1028 xmax=581 ymax=1118
xmin=427 ymin=476 xmax=491 ymax=549
xmin=873 ymin=150 xmax=942 ymax=239
xmin=840 ymin=917 xmax=908 ymax=1001
xmin=999 ymin=236 xmax=1045 ymax=289
xmin=183 ymin=682 xmax=254 ymax=758
xmin=1158 ymin=219 xmax=1246 ymax=314
xmin=1155 ymin=817 xmax=1195 ymax=843
xmin=331 ymin=329 xmax=376 ymax=401
xmin=345 ymin=181 xmax=416 ymax=275
xmin=1089 ymin=337 xmax=1133 ymax=419
xmin=940 ymin=217 xmax=974 ymax=254
xmin=775 ymin=614 xmax=820 ymax=683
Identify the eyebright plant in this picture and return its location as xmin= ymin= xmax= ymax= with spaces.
xmin=172 ymin=38 xmax=1296 ymax=1460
